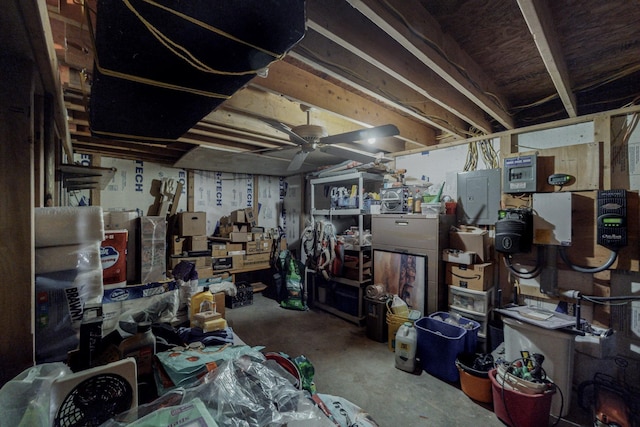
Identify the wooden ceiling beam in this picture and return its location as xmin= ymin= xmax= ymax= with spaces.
xmin=307 ymin=0 xmax=494 ymax=134
xmin=254 ymin=59 xmax=436 ymax=147
xmin=517 ymin=0 xmax=577 ymax=118
xmin=220 ymin=85 xmax=408 ymax=152
xmin=344 ymin=0 xmax=513 ymax=131
xmin=290 ymin=29 xmax=469 ymax=139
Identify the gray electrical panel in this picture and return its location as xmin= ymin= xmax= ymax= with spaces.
xmin=503 ymin=154 xmax=538 ymax=193
xmin=457 ymin=168 xmax=501 ymax=225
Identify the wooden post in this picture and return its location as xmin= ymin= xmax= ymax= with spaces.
xmin=594 ymin=114 xmax=611 ymax=190
xmin=0 ymin=56 xmax=36 ymax=385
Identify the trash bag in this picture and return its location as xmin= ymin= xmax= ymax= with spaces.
xmin=278 ymin=250 xmax=307 ymax=311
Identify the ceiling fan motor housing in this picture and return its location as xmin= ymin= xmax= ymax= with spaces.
xmin=291 ymin=124 xmax=328 ymax=144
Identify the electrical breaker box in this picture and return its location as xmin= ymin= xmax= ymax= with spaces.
xmin=503 ymin=154 xmax=538 ymax=193
xmin=456 ymin=168 xmax=501 ymax=226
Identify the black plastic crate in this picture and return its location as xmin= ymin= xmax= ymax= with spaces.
xmin=225 ymin=282 xmax=253 ymax=309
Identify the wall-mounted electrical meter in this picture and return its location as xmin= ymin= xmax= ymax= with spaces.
xmin=597 ymin=189 xmax=627 ymax=248
xmin=503 ymin=154 xmax=537 ymax=193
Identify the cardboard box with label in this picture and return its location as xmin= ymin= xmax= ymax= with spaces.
xmin=246 ymin=239 xmax=273 ymax=254
xmin=446 ymin=262 xmax=494 ymax=291
xmin=449 ymin=228 xmax=491 ymax=262
xmin=211 ymin=244 xmax=227 ymax=257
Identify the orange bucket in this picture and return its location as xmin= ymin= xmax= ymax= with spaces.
xmin=456 ymin=354 xmax=493 ymax=403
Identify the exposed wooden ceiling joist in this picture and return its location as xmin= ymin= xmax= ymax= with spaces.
xmin=289 ymin=30 xmax=469 ymax=139
xmin=517 ymin=0 xmax=577 ymax=118
xmin=345 ymin=0 xmax=513 ymax=131
xmin=254 ymin=59 xmax=436 ymax=148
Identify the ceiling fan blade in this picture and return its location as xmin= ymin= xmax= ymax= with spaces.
xmin=260 ymin=117 xmax=309 ymax=146
xmin=320 ymin=144 xmax=390 ymax=164
xmin=319 ymin=124 xmax=399 ymax=145
xmin=287 ymin=150 xmax=310 ymax=171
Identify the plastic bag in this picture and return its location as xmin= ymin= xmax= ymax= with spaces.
xmin=103 ymin=353 xmax=330 ymax=427
xmin=0 ymin=363 xmax=72 ymax=427
xmin=188 ymin=355 xmax=326 ymax=426
xmin=316 ymin=394 xmax=379 ymax=427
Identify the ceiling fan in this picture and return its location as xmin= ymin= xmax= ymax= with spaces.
xmin=261 ymin=107 xmax=400 ymax=171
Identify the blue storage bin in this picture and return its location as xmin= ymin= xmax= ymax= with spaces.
xmin=429 ymin=311 xmax=480 ymax=354
xmin=415 ymin=317 xmax=467 ymax=382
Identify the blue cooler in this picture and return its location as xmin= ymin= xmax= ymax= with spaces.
xmin=415 ymin=317 xmax=467 ymax=382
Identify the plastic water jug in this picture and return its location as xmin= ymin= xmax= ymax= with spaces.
xmin=390 ymin=295 xmax=409 ymax=317
xmin=395 ymin=322 xmax=417 ymax=372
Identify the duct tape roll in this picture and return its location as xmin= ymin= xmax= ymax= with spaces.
xmin=366 ymin=284 xmax=385 ymax=299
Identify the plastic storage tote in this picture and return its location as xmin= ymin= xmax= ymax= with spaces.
xmin=415 ymin=317 xmax=467 ymax=382
xmin=428 ymin=311 xmax=480 ymax=353
xmin=489 ymin=368 xmax=554 ymax=427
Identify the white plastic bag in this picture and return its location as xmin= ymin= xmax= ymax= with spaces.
xmin=0 ymin=363 xmax=72 ymax=427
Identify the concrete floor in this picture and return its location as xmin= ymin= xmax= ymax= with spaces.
xmin=226 ymin=293 xmax=592 ymax=427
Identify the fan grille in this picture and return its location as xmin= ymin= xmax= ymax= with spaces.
xmin=55 ymin=373 xmax=134 ymax=427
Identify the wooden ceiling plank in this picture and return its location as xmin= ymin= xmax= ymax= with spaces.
xmin=221 ymin=86 xmax=365 ymax=135
xmin=305 ymin=1 xmax=492 ymax=134
xmin=343 ymin=0 xmax=513 ymax=131
xmin=289 ymin=30 xmax=469 ymax=139
xmin=255 ymin=60 xmax=436 ymax=146
xmin=517 ymin=0 xmax=577 ymax=118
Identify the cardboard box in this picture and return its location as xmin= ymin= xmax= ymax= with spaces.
xmin=226 ymin=243 xmax=244 ymax=253
xmin=446 ymin=262 xmax=494 ymax=291
xmin=178 ymin=211 xmax=206 ymax=236
xmin=214 ymin=291 xmax=226 ymax=318
xmin=244 ymin=252 xmax=271 ymax=264
xmin=229 ymin=209 xmax=246 ymax=223
xmin=232 ymin=255 xmax=244 ymax=269
xmin=246 ymin=239 xmax=272 ymax=254
xmin=442 ymin=249 xmax=476 ymax=265
xmin=198 ymin=266 xmax=214 ymax=279
xmin=244 ymin=208 xmax=256 ymax=227
xmin=170 ymin=235 xmax=186 ymax=255
xmin=186 ymin=235 xmax=208 ymax=252
xmin=449 ymin=229 xmax=491 ymax=262
xmin=219 ymin=223 xmax=249 ymax=238
xmin=230 ymin=232 xmax=250 ymax=242
xmin=212 ymin=256 xmax=233 ymax=270
xmin=211 ymin=244 xmax=227 ymax=257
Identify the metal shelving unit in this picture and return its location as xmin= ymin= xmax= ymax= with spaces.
xmin=308 ymin=171 xmax=382 ymax=324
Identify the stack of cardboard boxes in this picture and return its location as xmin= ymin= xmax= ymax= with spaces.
xmin=167 ymin=208 xmax=279 ymax=282
xmin=212 ymin=208 xmax=273 ymax=272
xmin=168 ymin=211 xmax=213 ymax=278
xmin=444 ymin=227 xmax=494 ymax=339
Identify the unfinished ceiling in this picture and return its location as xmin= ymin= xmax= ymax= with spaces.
xmin=47 ymin=0 xmax=640 ymax=175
